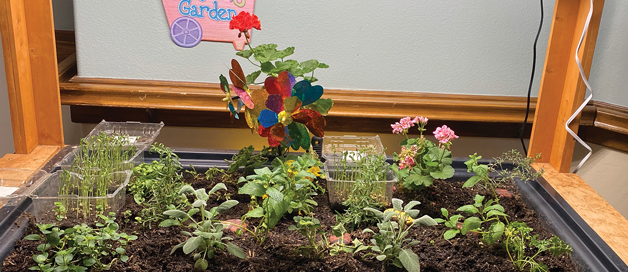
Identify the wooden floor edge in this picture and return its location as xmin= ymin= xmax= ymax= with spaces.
xmin=532 ymin=163 xmax=628 ymax=264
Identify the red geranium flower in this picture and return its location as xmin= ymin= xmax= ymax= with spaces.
xmin=229 ymin=12 xmax=261 ymax=32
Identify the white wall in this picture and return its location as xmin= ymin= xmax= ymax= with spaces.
xmin=73 ymin=1 xmax=554 ymax=97
xmin=0 ymin=34 xmax=15 ymax=155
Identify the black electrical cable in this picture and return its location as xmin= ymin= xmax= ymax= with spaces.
xmin=519 ymin=0 xmax=544 ymax=155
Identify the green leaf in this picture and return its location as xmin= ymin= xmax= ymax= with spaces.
xmin=260 ymin=62 xmax=276 ymax=73
xmin=399 ymin=249 xmax=420 ymax=272
xmin=183 ymin=237 xmax=202 ymax=254
xmin=413 ymin=215 xmax=438 ymax=226
xmin=244 ymin=207 xmax=264 ymax=218
xmin=376 ymin=254 xmax=387 ymax=261
xmin=461 ymin=217 xmax=482 ymax=235
xmin=274 ymin=60 xmax=298 ymax=71
xmin=300 ymin=60 xmax=319 ymax=74
xmin=179 ymin=185 xmax=195 ymax=195
xmin=253 ymin=44 xmax=280 ymax=62
xmin=473 ymin=195 xmax=485 ymax=207
xmin=194 ymin=188 xmax=209 ymax=201
xmin=194 ymin=258 xmax=208 ymax=271
xmin=236 ymin=49 xmax=253 ymax=59
xmin=444 ymin=229 xmax=459 ymax=240
xmin=266 ymin=187 xmax=284 ymax=202
xmin=278 ymin=47 xmax=295 ymax=59
xmin=238 ymin=182 xmax=266 ymax=197
xmin=318 ymin=62 xmax=329 ymax=68
xmin=430 ymin=165 xmax=455 ymax=180
xmin=404 ymin=201 xmax=421 ymax=212
xmin=82 ymin=258 xmax=96 ymax=267
xmin=392 ymin=198 xmax=403 ymax=211
xmin=163 ymin=210 xmax=188 ymax=219
xmin=121 ymin=255 xmax=130 ymax=262
xmin=37 ymin=243 xmax=50 ymax=252
xmin=46 ymin=232 xmax=60 ymax=247
xmin=24 ymin=234 xmax=41 ymax=241
xmin=457 ymin=205 xmax=479 ymax=215
xmin=209 ymin=183 xmax=227 ymax=195
xmin=462 ymin=175 xmax=482 ymax=188
xmin=440 ymin=208 xmax=449 ymax=218
xmin=215 ymin=200 xmax=239 ymax=214
xmin=245 ymin=70 xmax=261 ymax=85
xmin=33 ymin=254 xmax=48 ymax=263
xmin=227 ymin=242 xmax=247 ymax=259
xmin=363 ymin=208 xmax=384 ymax=219
xmin=486 ymin=210 xmax=508 ymax=218
xmin=115 ymin=247 xmax=126 ymax=255
xmin=483 ymin=222 xmax=505 ymax=245
xmin=304 ymin=98 xmax=334 ymax=116
xmin=170 ymin=243 xmax=184 ymax=255
xmin=192 ymin=199 xmax=207 ymax=208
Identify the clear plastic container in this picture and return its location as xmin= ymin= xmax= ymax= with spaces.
xmin=321 ymin=135 xmax=385 ymax=163
xmin=85 ymin=120 xmax=164 ymax=149
xmin=0 ymin=169 xmax=48 ymax=207
xmin=29 ymin=170 xmax=131 ymax=224
xmin=57 ymin=148 xmax=142 ymax=174
xmin=323 ymin=162 xmax=396 ymax=210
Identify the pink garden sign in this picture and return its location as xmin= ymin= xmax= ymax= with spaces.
xmin=162 ymin=0 xmax=256 ymax=50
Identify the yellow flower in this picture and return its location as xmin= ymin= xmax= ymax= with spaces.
xmin=384 ymin=208 xmax=414 ymax=225
xmin=262 ymin=194 xmax=268 ymax=199
xmin=307 ymin=166 xmax=321 ymax=177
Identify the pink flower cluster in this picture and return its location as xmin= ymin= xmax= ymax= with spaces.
xmin=391 ymin=116 xmax=428 ymax=135
xmin=433 ymin=125 xmax=458 ymax=144
xmin=398 ymin=145 xmax=419 ymax=170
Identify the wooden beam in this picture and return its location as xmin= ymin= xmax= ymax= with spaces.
xmin=0 ymin=0 xmax=63 ymax=154
xmin=23 ymin=0 xmax=64 ymax=146
xmin=0 ymin=0 xmax=39 ymax=154
xmin=529 ymin=0 xmax=604 ymax=172
xmin=532 ymin=163 xmax=628 ymax=264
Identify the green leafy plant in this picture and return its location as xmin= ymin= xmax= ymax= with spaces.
xmin=391 ymin=117 xmax=457 ymax=191
xmin=362 ymin=198 xmax=438 ymax=272
xmin=160 ymin=184 xmax=246 ymax=271
xmin=24 ymin=213 xmax=137 ymax=271
xmin=463 ymin=150 xmax=544 ymax=192
xmin=226 ymin=145 xmax=268 ymax=174
xmin=503 ymin=222 xmax=572 ymax=272
xmin=130 ymin=143 xmax=189 ymax=228
xmin=288 ymin=216 xmax=328 ymax=258
xmin=58 ymin=132 xmax=137 ymax=219
xmin=435 ymin=194 xmax=508 ymax=245
xmin=327 ymin=222 xmax=369 ymax=256
xmin=328 ymin=146 xmax=392 ymax=230
xmin=53 ymin=202 xmax=67 ymax=222
xmin=238 ymin=153 xmax=323 ymax=244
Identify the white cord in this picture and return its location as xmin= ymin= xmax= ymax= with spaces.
xmin=568 ymin=0 xmax=594 ymax=174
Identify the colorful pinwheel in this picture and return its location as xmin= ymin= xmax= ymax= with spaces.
xmin=220 ymin=59 xmax=268 ymax=129
xmin=257 ymin=71 xmax=326 ymax=150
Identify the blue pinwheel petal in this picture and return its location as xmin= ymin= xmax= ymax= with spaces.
xmin=237 ymin=99 xmax=244 ymax=113
xmin=292 ymin=80 xmax=323 ymax=106
xmin=258 ymin=109 xmax=278 ymax=128
xmin=229 ymin=103 xmax=239 ymax=119
xmin=282 ymin=126 xmax=294 ymax=146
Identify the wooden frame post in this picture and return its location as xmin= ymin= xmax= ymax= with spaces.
xmin=0 ymin=0 xmax=63 ymax=154
xmin=529 ymin=0 xmax=604 ymax=173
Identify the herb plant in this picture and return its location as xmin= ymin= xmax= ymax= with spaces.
xmin=503 ymin=222 xmax=572 ymax=272
xmin=226 ymin=145 xmax=268 ymax=174
xmin=362 ymin=198 xmax=438 ymax=272
xmin=463 ymin=150 xmax=543 ymax=190
xmin=288 ymin=216 xmax=328 ymax=258
xmin=24 ymin=213 xmax=137 ymax=271
xmin=391 ymin=117 xmax=458 ymax=191
xmin=58 ymin=132 xmax=136 ymax=220
xmin=435 ymin=194 xmax=508 ymax=245
xmin=160 ymin=184 xmax=246 ymax=271
xmin=130 ymin=143 xmax=189 ymax=228
xmin=239 ymin=153 xmax=323 ymax=244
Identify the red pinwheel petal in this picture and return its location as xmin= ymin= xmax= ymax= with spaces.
xmin=264 ymin=76 xmax=281 ymax=95
xmin=229 ymin=59 xmax=246 ymax=89
xmin=292 ymin=109 xmax=326 ymax=137
xmin=268 ymin=136 xmax=281 ymax=147
xmin=258 ymin=125 xmax=270 ymax=137
xmin=276 ymin=71 xmax=294 ymax=99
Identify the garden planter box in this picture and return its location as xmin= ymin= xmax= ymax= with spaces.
xmin=0 ymin=148 xmax=626 ymax=271
xmin=28 ymin=170 xmax=131 ymax=224
xmin=321 ymin=135 xmax=385 ymax=163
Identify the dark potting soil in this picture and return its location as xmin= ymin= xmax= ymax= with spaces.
xmin=3 ymin=172 xmax=577 ymax=272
